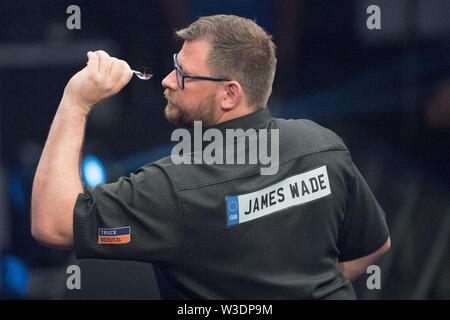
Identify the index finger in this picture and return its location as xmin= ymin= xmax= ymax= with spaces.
xmin=86 ymin=51 xmax=100 ymax=76
xmin=96 ymin=50 xmax=111 ymax=77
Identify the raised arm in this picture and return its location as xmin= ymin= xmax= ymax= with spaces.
xmin=31 ymin=50 xmax=133 ymax=249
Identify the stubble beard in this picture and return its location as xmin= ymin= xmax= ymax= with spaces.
xmin=164 ymin=90 xmax=217 ymax=128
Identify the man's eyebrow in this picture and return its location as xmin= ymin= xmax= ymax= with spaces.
xmin=176 ymin=55 xmax=186 ymax=71
xmin=179 ymin=62 xmax=191 ymax=74
xmin=177 ymin=55 xmax=197 ymax=74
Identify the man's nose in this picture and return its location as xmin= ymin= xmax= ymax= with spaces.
xmin=162 ymin=69 xmax=178 ymax=90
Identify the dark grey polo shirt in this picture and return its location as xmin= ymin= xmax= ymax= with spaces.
xmin=74 ymin=107 xmax=389 ymax=299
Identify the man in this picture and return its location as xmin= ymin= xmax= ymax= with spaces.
xmin=32 ymin=15 xmax=390 ymax=299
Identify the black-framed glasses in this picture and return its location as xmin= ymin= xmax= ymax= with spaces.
xmin=173 ymin=53 xmax=231 ymax=89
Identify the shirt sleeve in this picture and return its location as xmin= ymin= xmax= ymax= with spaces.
xmin=73 ymin=163 xmax=184 ymax=264
xmin=337 ymin=159 xmax=389 ymax=262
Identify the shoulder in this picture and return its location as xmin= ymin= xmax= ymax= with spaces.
xmin=274 ymin=117 xmax=349 ymax=158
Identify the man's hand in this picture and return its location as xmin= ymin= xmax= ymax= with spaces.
xmin=63 ymin=50 xmax=133 ymax=116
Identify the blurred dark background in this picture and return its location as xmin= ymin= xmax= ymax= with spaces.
xmin=1 ymin=0 xmax=449 ymax=299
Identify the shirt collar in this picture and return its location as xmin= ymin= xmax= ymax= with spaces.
xmin=209 ymin=107 xmax=273 ymax=133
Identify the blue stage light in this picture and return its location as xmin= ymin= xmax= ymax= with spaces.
xmin=82 ymin=155 xmax=107 ymax=188
xmin=1 ymin=254 xmax=29 ymax=298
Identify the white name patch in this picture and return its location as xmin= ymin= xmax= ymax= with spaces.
xmin=226 ymin=165 xmax=331 ymax=226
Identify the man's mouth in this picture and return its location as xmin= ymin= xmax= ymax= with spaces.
xmin=164 ymin=91 xmax=176 ymax=107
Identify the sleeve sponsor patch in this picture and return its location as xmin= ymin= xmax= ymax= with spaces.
xmin=226 ymin=165 xmax=331 ymax=226
xmin=98 ymin=226 xmax=131 ymax=244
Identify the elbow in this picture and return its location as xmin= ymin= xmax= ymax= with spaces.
xmin=31 ymin=224 xmax=54 ymax=248
xmin=32 ymin=225 xmax=73 ymax=250
xmin=31 ymin=208 xmax=73 ymax=250
xmin=31 ymin=189 xmax=75 ymax=249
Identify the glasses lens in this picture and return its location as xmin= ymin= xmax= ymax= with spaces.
xmin=175 ymin=68 xmax=183 ymax=89
xmin=173 ymin=54 xmax=183 ymax=89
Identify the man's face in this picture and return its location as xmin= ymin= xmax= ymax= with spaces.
xmin=162 ymin=40 xmax=220 ymax=128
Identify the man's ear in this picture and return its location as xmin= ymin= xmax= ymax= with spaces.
xmin=220 ymin=81 xmax=243 ymax=111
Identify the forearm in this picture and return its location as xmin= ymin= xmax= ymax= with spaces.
xmin=31 ymin=97 xmax=88 ymax=248
xmin=339 ymin=238 xmax=391 ymax=281
xmin=339 ymin=261 xmax=367 ymax=281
